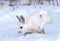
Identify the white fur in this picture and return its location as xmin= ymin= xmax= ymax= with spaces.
xmin=17 ymin=10 xmax=52 ymax=35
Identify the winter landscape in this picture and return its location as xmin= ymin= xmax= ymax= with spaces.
xmin=0 ymin=0 xmax=60 ymax=41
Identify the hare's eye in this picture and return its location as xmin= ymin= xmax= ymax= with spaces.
xmin=20 ymin=26 xmax=23 ymax=29
xmin=40 ymin=15 xmax=42 ymax=17
xmin=40 ymin=15 xmax=42 ymax=18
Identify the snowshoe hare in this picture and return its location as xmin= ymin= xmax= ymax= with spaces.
xmin=16 ymin=10 xmax=52 ymax=35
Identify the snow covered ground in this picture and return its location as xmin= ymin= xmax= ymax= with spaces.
xmin=0 ymin=5 xmax=60 ymax=41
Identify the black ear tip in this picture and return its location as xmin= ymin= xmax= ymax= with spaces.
xmin=16 ymin=15 xmax=18 ymax=16
xmin=16 ymin=15 xmax=17 ymax=17
xmin=20 ymin=15 xmax=23 ymax=17
xmin=16 ymin=15 xmax=19 ymax=18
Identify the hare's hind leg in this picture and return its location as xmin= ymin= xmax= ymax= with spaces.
xmin=40 ymin=29 xmax=45 ymax=34
xmin=30 ymin=28 xmax=45 ymax=34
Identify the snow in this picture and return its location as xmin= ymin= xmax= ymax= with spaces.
xmin=0 ymin=5 xmax=60 ymax=41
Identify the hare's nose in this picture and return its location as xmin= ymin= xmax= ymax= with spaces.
xmin=18 ymin=31 xmax=22 ymax=33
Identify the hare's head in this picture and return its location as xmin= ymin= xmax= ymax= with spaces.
xmin=16 ymin=15 xmax=29 ymax=34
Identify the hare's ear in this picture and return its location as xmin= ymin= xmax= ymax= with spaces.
xmin=16 ymin=15 xmax=25 ymax=24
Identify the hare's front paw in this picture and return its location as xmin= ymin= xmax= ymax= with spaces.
xmin=24 ymin=32 xmax=33 ymax=36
